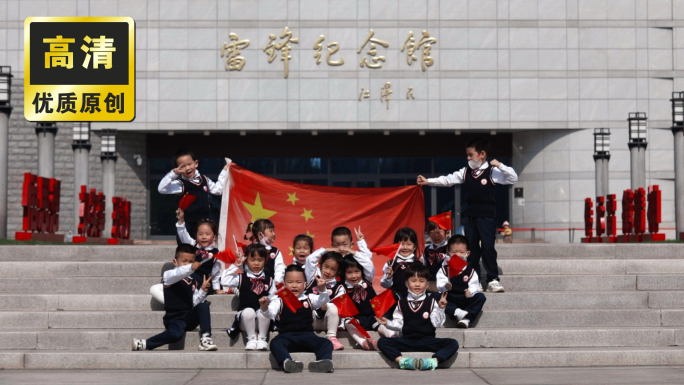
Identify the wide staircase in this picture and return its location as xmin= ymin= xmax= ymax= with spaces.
xmin=1 ymin=243 xmax=683 ymax=369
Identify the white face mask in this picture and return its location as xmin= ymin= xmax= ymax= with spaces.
xmin=259 ymin=236 xmax=270 ymax=246
xmin=468 ymin=159 xmax=483 ymax=169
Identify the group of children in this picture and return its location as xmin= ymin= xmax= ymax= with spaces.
xmin=135 ymin=137 xmax=517 ymax=372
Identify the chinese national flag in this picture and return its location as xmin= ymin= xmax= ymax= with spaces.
xmin=331 ymin=294 xmax=359 ymax=318
xmin=178 ymin=193 xmax=197 ymax=210
xmin=370 ymin=243 xmax=401 ymax=259
xmin=448 ymin=256 xmax=468 ymax=278
xmin=276 ymin=287 xmax=303 ymax=313
xmin=222 ymin=163 xmax=425 ymax=266
xmin=428 ymin=211 xmax=452 ymax=231
xmin=370 ymin=289 xmax=397 ymax=318
xmin=348 ymin=317 xmax=371 ymax=339
xmin=213 ymin=249 xmax=238 ymax=265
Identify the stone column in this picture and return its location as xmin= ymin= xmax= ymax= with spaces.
xmin=35 ymin=122 xmax=57 ymax=178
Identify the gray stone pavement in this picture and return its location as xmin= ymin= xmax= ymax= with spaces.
xmin=2 ymin=366 xmax=684 ymax=385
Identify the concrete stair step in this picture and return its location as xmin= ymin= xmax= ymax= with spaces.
xmin=494 ymin=244 xmax=684 ymax=259
xmin=10 ymin=274 xmax=684 ymax=293
xmin=2 ymin=327 xmax=683 ymax=350
xmin=1 ymin=244 xmax=681 ymax=262
xmin=0 ymin=246 xmax=176 ymax=262
xmin=2 ymin=309 xmax=682 ymax=329
xmin=6 ymin=259 xmax=684 ymax=278
xmin=6 ymin=291 xmax=684 ymax=311
xmin=3 ymin=347 xmax=684 ymax=369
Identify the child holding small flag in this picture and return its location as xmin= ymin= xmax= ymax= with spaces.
xmin=133 ymin=244 xmax=217 ymax=352
xmin=424 ymin=212 xmax=451 ymax=292
xmin=261 ymin=265 xmax=335 ymax=373
xmin=150 ymin=214 xmax=223 ymax=304
xmin=222 ymin=243 xmax=275 ymax=350
xmin=377 ymin=264 xmax=458 ymax=370
xmin=158 ymin=148 xmax=228 ymax=245
xmin=436 ymin=235 xmax=486 ymax=328
xmin=380 ymin=227 xmax=424 ymax=299
xmin=417 ymin=137 xmax=518 ymax=293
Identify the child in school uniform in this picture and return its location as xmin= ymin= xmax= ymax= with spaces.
xmin=157 ymin=148 xmax=228 ymax=245
xmin=222 ymin=243 xmax=275 ymax=351
xmin=149 ymin=213 xmax=223 ymax=304
xmin=418 ymin=136 xmax=518 ymax=293
xmin=133 ymin=244 xmax=217 ymax=351
xmin=436 ymin=235 xmax=486 ymax=328
xmin=341 ymin=255 xmax=395 ymax=350
xmin=261 ymin=265 xmax=335 ymax=373
xmin=380 ymin=227 xmax=424 ymax=300
xmin=377 ymin=264 xmax=459 ymax=371
xmin=304 ymin=251 xmax=345 ymax=350
xmin=245 ymin=219 xmax=286 ymax=285
xmin=424 ymin=214 xmax=451 ymax=292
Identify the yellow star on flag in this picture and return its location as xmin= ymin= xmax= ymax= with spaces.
xmin=306 ymin=230 xmax=315 ymax=238
xmin=289 ymin=246 xmax=294 ymax=256
xmin=286 ymin=192 xmax=300 ymax=205
xmin=301 ymin=208 xmax=314 ymax=222
xmin=242 ymin=192 xmax=277 ymax=222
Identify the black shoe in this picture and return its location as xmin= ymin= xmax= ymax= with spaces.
xmin=283 ymin=359 xmax=304 ymax=373
xmin=308 ymin=359 xmax=334 ymax=373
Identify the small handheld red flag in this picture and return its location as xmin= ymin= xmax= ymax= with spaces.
xmin=448 ymin=256 xmax=468 ymax=278
xmin=276 ymin=287 xmax=303 ymax=313
xmin=331 ymin=294 xmax=359 ymax=318
xmin=428 ymin=211 xmax=452 ymax=231
xmin=214 ymin=249 xmax=238 ymax=265
xmin=178 ymin=194 xmax=196 ymax=210
xmin=371 ymin=243 xmax=401 ymax=258
xmin=370 ymin=289 xmax=397 ymax=318
xmin=347 ymin=317 xmax=371 ymax=339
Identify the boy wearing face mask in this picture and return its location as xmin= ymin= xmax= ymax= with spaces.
xmin=436 ymin=235 xmax=486 ymax=328
xmin=417 ymin=137 xmax=517 ymax=293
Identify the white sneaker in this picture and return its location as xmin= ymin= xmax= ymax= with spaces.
xmin=131 ymin=339 xmax=146 ymax=351
xmin=198 ymin=335 xmax=218 ymax=351
xmin=256 ymin=336 xmax=269 ymax=351
xmin=245 ymin=335 xmax=258 ymax=350
xmin=454 ymin=308 xmax=468 ymax=321
xmin=487 ymin=280 xmax=505 ymax=293
xmin=457 ymin=319 xmax=470 ymax=328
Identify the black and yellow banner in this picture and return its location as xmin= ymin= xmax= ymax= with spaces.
xmin=24 ymin=17 xmax=135 ymax=122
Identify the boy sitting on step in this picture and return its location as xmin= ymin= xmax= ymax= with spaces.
xmin=376 ymin=264 xmax=458 ymax=371
xmin=132 ymin=244 xmax=217 ymax=351
xmin=436 ymin=235 xmax=487 ymax=329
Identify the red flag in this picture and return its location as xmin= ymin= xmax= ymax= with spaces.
xmin=370 ymin=243 xmax=401 ymax=258
xmin=448 ymin=256 xmax=468 ymax=278
xmin=178 ymin=193 xmax=196 ymax=210
xmin=370 ymin=289 xmax=397 ymax=318
xmin=347 ymin=317 xmax=371 ymax=339
xmin=331 ymin=294 xmax=359 ymax=318
xmin=276 ymin=287 xmax=303 ymax=313
xmin=214 ymin=249 xmax=237 ymax=265
xmin=224 ymin=163 xmax=425 ymax=265
xmin=428 ymin=211 xmax=452 ymax=231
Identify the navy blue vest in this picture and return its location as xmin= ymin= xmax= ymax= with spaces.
xmin=179 ymin=175 xmax=210 ymax=222
xmin=345 ymin=279 xmax=377 ymax=317
xmin=277 ymin=297 xmax=314 ymax=333
xmin=423 ymin=244 xmax=447 ymax=280
xmin=236 ymin=273 xmax=273 ymax=311
xmin=443 ymin=265 xmax=475 ymax=293
xmin=463 ymin=165 xmax=497 ymax=218
xmin=194 ymin=246 xmax=217 ymax=279
xmin=264 ymin=246 xmax=280 ymax=280
xmin=163 ymin=275 xmax=199 ymax=312
xmin=399 ymin=296 xmax=436 ymax=338
xmin=387 ymin=257 xmax=423 ymax=295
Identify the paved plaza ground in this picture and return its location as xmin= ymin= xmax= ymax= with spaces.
xmin=2 ymin=366 xmax=684 ymax=385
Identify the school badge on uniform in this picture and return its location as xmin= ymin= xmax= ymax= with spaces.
xmin=481 ymin=179 xmax=487 ymax=185
xmin=24 ymin=17 xmax=136 ymax=122
xmin=422 ymin=312 xmax=429 ymax=319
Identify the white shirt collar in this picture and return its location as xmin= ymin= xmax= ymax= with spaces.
xmin=429 ymin=239 xmax=448 ymax=249
xmin=245 ymin=266 xmax=264 ymax=279
xmin=478 ymin=161 xmax=489 ymax=170
xmin=407 ymin=291 xmax=427 ymax=301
